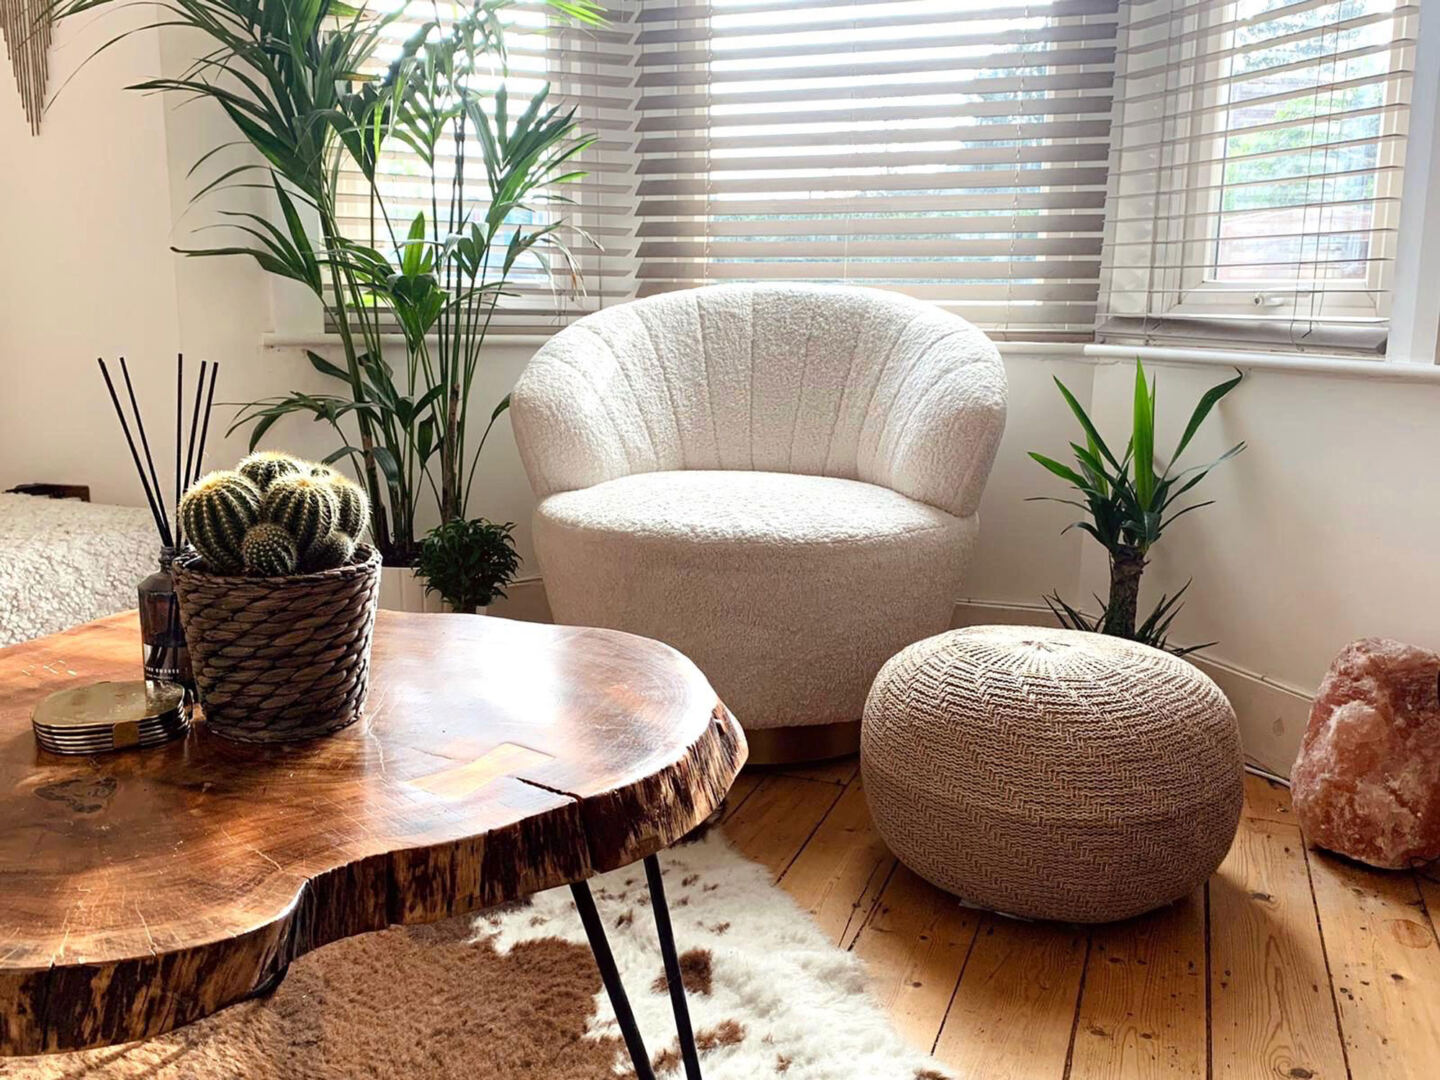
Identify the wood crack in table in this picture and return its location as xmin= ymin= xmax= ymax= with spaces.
xmin=0 ymin=611 xmax=746 ymax=1069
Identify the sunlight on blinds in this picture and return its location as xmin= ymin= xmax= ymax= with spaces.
xmin=333 ymin=0 xmax=639 ymax=332
xmin=632 ymin=0 xmax=1121 ymax=341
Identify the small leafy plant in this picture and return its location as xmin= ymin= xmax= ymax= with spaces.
xmin=1030 ymin=361 xmax=1244 ymax=655
xmin=415 ymin=518 xmax=521 ymax=614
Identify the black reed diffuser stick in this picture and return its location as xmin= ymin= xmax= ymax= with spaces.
xmin=119 ymin=357 xmax=173 ymax=547
xmin=98 ymin=353 xmax=218 ymax=695
xmin=181 ymin=359 xmax=209 ymax=504
xmin=175 ymin=355 xmax=184 ymax=544
xmin=98 ymin=358 xmax=171 ymax=545
xmin=194 ymin=362 xmax=219 ymax=487
xmin=99 ymin=354 xmax=221 ymax=550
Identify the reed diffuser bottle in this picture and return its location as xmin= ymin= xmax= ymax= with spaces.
xmin=138 ymin=546 xmax=192 ymax=692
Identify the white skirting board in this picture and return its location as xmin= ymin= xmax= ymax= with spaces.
xmin=949 ymin=599 xmax=1312 ymax=779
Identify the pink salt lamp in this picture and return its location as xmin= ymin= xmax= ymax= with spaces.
xmin=1292 ymin=638 xmax=1440 ymax=869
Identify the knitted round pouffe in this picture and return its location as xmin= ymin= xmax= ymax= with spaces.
xmin=862 ymin=625 xmax=1243 ymax=923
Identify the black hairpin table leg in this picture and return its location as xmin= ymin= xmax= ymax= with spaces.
xmin=570 ymin=853 xmax=706 ymax=1080
xmin=645 ymin=854 xmax=703 ymax=1080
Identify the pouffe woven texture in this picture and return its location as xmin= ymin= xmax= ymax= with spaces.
xmin=862 ymin=625 xmax=1244 ymax=923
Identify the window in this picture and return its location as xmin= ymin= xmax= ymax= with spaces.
xmin=332 ymin=0 xmax=638 ymax=332
xmin=326 ymin=0 xmax=1426 ymax=354
xmin=631 ymin=0 xmax=1121 ymax=341
xmin=1097 ymin=0 xmax=1417 ymax=352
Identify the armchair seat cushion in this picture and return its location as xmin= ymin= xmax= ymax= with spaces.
xmin=535 ymin=470 xmax=978 ymax=731
xmin=538 ymin=469 xmax=963 ymax=548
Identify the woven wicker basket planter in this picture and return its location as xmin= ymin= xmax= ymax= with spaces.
xmin=862 ymin=625 xmax=1244 ymax=923
xmin=174 ymin=545 xmax=382 ymax=743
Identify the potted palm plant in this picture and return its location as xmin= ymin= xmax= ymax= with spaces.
xmin=54 ymin=0 xmax=602 ymax=585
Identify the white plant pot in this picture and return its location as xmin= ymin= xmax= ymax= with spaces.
xmin=378 ymin=566 xmax=486 ymax=615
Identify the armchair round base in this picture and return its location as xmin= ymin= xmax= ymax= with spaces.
xmin=743 ymin=720 xmax=861 ymax=766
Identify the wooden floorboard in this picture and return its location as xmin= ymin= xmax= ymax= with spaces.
xmin=776 ymin=777 xmax=895 ymax=947
xmin=852 ymin=863 xmax=981 ymax=1057
xmin=770 ymin=757 xmax=860 ymax=786
xmin=718 ymin=770 xmax=763 ymax=823
xmin=720 ymin=773 xmax=843 ymax=879
xmin=1069 ymin=889 xmax=1208 ymax=1079
xmin=932 ymin=913 xmax=1089 ymax=1079
xmin=1308 ymin=849 xmax=1440 ymax=1079
xmin=1208 ymin=797 xmax=1348 ymax=1080
xmin=720 ymin=758 xmax=1440 ymax=1080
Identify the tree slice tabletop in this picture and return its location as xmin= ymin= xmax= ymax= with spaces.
xmin=0 ymin=611 xmax=746 ymax=1057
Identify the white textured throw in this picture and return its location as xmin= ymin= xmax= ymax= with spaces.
xmin=512 ymin=284 xmax=1007 ymax=731
xmin=0 ymin=494 xmax=156 ymax=647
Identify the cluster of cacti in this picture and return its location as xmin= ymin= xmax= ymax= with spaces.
xmin=262 ymin=475 xmax=337 ymax=561
xmin=178 ymin=450 xmax=370 ymax=577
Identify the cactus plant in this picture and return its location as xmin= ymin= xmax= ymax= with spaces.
xmin=261 ymin=475 xmax=338 ymax=560
xmin=304 ymin=530 xmax=356 ymax=572
xmin=328 ymin=474 xmax=370 ymax=540
xmin=179 ymin=471 xmax=263 ymax=573
xmin=241 ymin=522 xmax=298 ymax=577
xmin=237 ymin=450 xmax=304 ymax=492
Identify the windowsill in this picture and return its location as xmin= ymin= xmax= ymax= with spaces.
xmin=261 ymin=332 xmax=1440 ymax=382
xmin=261 ymin=331 xmax=559 ymax=349
xmin=1084 ymin=344 xmax=1440 ymax=382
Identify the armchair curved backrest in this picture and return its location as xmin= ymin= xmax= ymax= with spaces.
xmin=511 ymin=284 xmax=1008 ymax=518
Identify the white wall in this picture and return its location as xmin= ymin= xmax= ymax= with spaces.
xmin=7 ymin=22 xmax=1440 ymax=773
xmin=0 ymin=11 xmax=180 ymax=504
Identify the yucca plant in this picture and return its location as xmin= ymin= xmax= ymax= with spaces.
xmin=1030 ymin=361 xmax=1245 ymax=653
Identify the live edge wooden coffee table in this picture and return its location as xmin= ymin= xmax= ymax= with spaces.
xmin=0 ymin=611 xmax=746 ymax=1080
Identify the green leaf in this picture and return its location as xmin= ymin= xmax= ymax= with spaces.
xmin=371 ymin=445 xmax=402 ymax=487
xmin=306 ymin=350 xmax=350 ymax=381
xmin=1169 ymin=368 xmax=1244 ymax=469
xmin=400 ymin=211 xmax=429 ymax=277
xmin=1133 ymin=361 xmax=1156 ymax=510
xmin=1029 ymin=452 xmax=1092 ymax=491
xmin=248 ymin=411 xmax=281 ymax=451
xmin=1052 ymin=376 xmax=1121 ymax=472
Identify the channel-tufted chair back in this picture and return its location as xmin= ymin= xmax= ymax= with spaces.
xmin=511 ymin=284 xmax=1007 ymax=519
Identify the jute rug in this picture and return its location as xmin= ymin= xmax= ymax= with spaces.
xmin=1 ymin=832 xmax=950 ymax=1079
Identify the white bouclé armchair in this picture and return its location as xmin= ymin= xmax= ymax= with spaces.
xmin=511 ymin=284 xmax=1007 ymax=762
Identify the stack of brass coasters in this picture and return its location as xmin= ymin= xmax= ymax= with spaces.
xmin=32 ymin=681 xmax=189 ymax=754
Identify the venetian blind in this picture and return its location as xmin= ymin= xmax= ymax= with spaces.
xmin=631 ymin=0 xmax=1121 ymax=341
xmin=332 ymin=0 xmax=640 ymax=333
xmin=1097 ymin=0 xmax=1417 ymax=353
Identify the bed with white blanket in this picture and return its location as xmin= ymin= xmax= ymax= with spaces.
xmin=0 ymin=493 xmax=156 ymax=647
